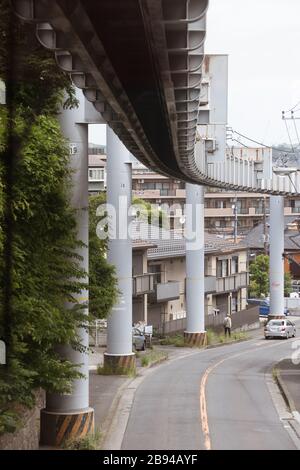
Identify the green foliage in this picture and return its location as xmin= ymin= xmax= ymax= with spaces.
xmin=63 ymin=429 xmax=102 ymax=450
xmin=0 ymin=1 xmax=113 ymax=435
xmin=249 ymin=254 xmax=270 ymax=298
xmin=132 ymin=197 xmax=167 ymax=228
xmin=159 ymin=334 xmax=185 ymax=347
xmin=140 ymin=350 xmax=168 ymax=367
xmin=201 ymin=329 xmax=248 ymax=346
xmin=89 ymin=193 xmax=118 ymax=319
xmin=284 ymin=271 xmax=292 ymax=297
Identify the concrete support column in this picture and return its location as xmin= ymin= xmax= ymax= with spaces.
xmin=184 ymin=184 xmax=207 ymax=347
xmin=269 ymin=196 xmax=285 ymax=318
xmin=104 ymin=127 xmax=135 ymax=373
xmin=41 ymin=91 xmax=93 ymax=447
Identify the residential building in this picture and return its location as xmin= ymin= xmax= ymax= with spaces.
xmin=88 ymin=154 xmax=106 ymax=194
xmin=132 ymin=223 xmax=249 ymax=330
xmin=132 ymin=159 xmax=300 ymax=235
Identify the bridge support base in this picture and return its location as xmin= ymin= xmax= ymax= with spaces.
xmin=184 ymin=332 xmax=207 ymax=348
xmin=40 ymin=408 xmax=94 ymax=447
xmin=103 ymin=353 xmax=136 ymax=375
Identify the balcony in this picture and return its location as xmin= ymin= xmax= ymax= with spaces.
xmin=216 ymin=272 xmax=249 ymax=293
xmin=205 ymin=276 xmax=217 ymax=293
xmin=150 ymin=281 xmax=180 ymax=303
xmin=132 ymin=274 xmax=155 ymax=297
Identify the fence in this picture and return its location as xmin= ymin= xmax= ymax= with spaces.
xmin=157 ymin=306 xmax=259 ymax=336
xmin=89 ymin=320 xmax=107 ymax=347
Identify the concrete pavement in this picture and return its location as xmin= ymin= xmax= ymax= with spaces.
xmin=89 ymin=321 xmax=300 ymax=450
xmin=119 ymin=320 xmax=300 ymax=450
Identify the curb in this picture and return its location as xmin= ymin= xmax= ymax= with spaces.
xmin=274 ymin=361 xmax=297 ymax=414
xmin=205 ymin=337 xmax=249 ymax=350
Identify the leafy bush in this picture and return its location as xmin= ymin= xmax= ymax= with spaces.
xmin=0 ymin=1 xmax=116 ymax=434
xmin=63 ymin=429 xmax=102 ymax=450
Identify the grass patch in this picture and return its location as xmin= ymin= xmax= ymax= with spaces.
xmin=141 ymin=350 xmax=168 ymax=367
xmin=63 ymin=429 xmax=102 ymax=450
xmin=97 ymin=364 xmax=136 ymax=377
xmin=159 ymin=334 xmax=185 ymax=347
xmin=272 ymin=367 xmax=279 ymax=381
xmin=206 ymin=329 xmax=248 ymax=346
xmin=158 ymin=330 xmax=248 ymax=349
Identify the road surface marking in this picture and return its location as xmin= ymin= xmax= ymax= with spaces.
xmin=199 ymin=338 xmax=297 ymax=450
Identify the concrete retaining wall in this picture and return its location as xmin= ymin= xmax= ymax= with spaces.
xmin=0 ymin=389 xmax=45 ymax=450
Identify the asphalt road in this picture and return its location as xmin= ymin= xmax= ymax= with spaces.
xmin=121 ymin=320 xmax=300 ymax=450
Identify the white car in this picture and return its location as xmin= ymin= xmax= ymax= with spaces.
xmin=264 ymin=319 xmax=296 ymax=339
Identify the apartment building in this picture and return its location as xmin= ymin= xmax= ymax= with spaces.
xmin=132 ymin=223 xmax=249 ymax=330
xmin=88 ymin=145 xmax=106 ymax=194
xmin=132 ymin=159 xmax=300 ymax=235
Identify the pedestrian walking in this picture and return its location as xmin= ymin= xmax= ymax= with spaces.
xmin=223 ymin=314 xmax=232 ymax=337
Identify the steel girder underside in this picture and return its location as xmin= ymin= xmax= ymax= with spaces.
xmin=12 ymin=0 xmax=209 ymax=184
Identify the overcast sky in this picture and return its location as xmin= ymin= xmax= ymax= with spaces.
xmin=89 ymin=0 xmax=300 ymax=147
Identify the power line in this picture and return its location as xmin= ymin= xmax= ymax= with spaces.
xmin=293 ymin=118 xmax=300 ymax=148
xmin=285 ymin=100 xmax=300 ymax=113
xmin=230 ymin=138 xmax=251 ymax=149
xmin=284 ymin=119 xmax=295 ymax=152
xmin=288 ymin=173 xmax=298 ymax=193
xmin=232 ymin=130 xmax=296 ymax=154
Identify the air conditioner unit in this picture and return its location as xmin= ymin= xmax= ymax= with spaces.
xmin=205 ymin=138 xmax=217 ymax=153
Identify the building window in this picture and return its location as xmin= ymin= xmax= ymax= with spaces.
xmin=149 ymin=264 xmax=161 ymax=284
xmin=231 ymin=256 xmax=239 ymax=275
xmin=217 ymin=259 xmax=229 ymax=278
xmin=89 ymin=169 xmax=104 ymax=181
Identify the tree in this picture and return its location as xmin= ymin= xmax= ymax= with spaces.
xmin=0 ymin=1 xmax=109 ymax=434
xmin=89 ymin=193 xmax=118 ymax=319
xmin=132 ymin=197 xmax=166 ymax=227
xmin=284 ymin=272 xmax=292 ymax=297
xmin=249 ymin=254 xmax=269 ymax=298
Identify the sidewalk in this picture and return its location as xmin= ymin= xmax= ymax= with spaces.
xmin=88 ymin=328 xmax=265 ymax=442
xmin=276 ymin=359 xmax=300 ymax=420
xmin=88 ymin=345 xmax=200 ymax=445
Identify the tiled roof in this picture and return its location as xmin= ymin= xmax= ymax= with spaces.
xmin=243 ymin=216 xmax=300 ymax=251
xmin=131 ymin=222 xmax=247 ymax=259
xmin=89 ymin=154 xmax=106 ymax=167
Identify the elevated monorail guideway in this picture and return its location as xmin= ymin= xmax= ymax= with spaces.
xmin=9 ymin=1 xmax=297 ymax=444
xmin=13 ymin=0 xmax=300 ymax=196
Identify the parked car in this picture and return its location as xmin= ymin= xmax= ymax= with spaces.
xmin=248 ymin=298 xmax=289 ymax=316
xmin=264 ymin=319 xmax=296 ymax=339
xmin=132 ymin=328 xmax=146 ymax=351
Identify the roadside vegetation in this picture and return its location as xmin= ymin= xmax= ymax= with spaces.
xmin=140 ymin=350 xmax=168 ymax=367
xmin=62 ymin=429 xmax=102 ymax=450
xmin=206 ymin=329 xmax=248 ymax=345
xmin=158 ymin=330 xmax=248 ymax=348
xmin=0 ymin=1 xmax=117 ymax=434
xmin=249 ymin=254 xmax=292 ymax=298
